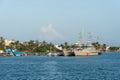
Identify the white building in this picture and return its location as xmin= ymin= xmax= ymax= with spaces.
xmin=0 ymin=50 xmax=4 ymax=53
xmin=4 ymin=39 xmax=16 ymax=46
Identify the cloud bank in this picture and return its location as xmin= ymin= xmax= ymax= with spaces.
xmin=40 ymin=24 xmax=63 ymax=41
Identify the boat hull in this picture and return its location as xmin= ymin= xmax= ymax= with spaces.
xmin=63 ymin=50 xmax=75 ymax=56
xmin=74 ymin=50 xmax=98 ymax=56
xmin=74 ymin=48 xmax=100 ymax=56
xmin=47 ymin=52 xmax=64 ymax=56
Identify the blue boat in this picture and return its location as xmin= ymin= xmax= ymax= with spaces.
xmin=6 ymin=48 xmax=24 ymax=56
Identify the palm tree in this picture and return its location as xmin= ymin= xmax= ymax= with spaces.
xmin=92 ymin=42 xmax=101 ymax=50
xmin=64 ymin=42 xmax=69 ymax=49
xmin=102 ymin=44 xmax=106 ymax=52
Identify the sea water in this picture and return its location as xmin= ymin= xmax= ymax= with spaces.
xmin=0 ymin=52 xmax=120 ymax=80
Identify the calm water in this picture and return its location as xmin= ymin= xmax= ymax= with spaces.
xmin=0 ymin=52 xmax=120 ymax=80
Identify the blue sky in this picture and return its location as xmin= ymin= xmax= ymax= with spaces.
xmin=0 ymin=0 xmax=120 ymax=46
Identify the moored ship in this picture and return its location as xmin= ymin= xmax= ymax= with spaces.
xmin=74 ymin=32 xmax=101 ymax=56
xmin=63 ymin=49 xmax=75 ymax=56
xmin=74 ymin=46 xmax=100 ymax=56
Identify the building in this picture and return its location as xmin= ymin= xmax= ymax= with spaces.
xmin=4 ymin=39 xmax=15 ymax=46
xmin=0 ymin=50 xmax=4 ymax=53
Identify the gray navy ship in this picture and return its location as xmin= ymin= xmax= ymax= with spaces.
xmin=74 ymin=32 xmax=101 ymax=56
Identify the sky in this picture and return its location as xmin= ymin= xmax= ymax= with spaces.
xmin=0 ymin=0 xmax=120 ymax=46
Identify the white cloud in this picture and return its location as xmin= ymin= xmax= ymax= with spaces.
xmin=40 ymin=24 xmax=63 ymax=41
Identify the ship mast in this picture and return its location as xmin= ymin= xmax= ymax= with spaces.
xmin=78 ymin=32 xmax=83 ymax=47
xmin=87 ymin=32 xmax=92 ymax=47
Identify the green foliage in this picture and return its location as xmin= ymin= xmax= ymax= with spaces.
xmin=92 ymin=42 xmax=101 ymax=50
xmin=0 ymin=36 xmax=5 ymax=50
xmin=2 ymin=36 xmax=118 ymax=54
xmin=109 ymin=47 xmax=119 ymax=51
xmin=37 ymin=47 xmax=46 ymax=52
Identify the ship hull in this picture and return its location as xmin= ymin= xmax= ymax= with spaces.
xmin=74 ymin=48 xmax=100 ymax=56
xmin=63 ymin=50 xmax=75 ymax=56
xmin=74 ymin=50 xmax=98 ymax=56
xmin=47 ymin=52 xmax=64 ymax=56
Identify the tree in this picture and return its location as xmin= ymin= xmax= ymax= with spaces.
xmin=0 ymin=37 xmax=5 ymax=50
xmin=64 ymin=42 xmax=69 ymax=49
xmin=109 ymin=47 xmax=119 ymax=52
xmin=92 ymin=42 xmax=100 ymax=50
xmin=102 ymin=44 xmax=106 ymax=52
